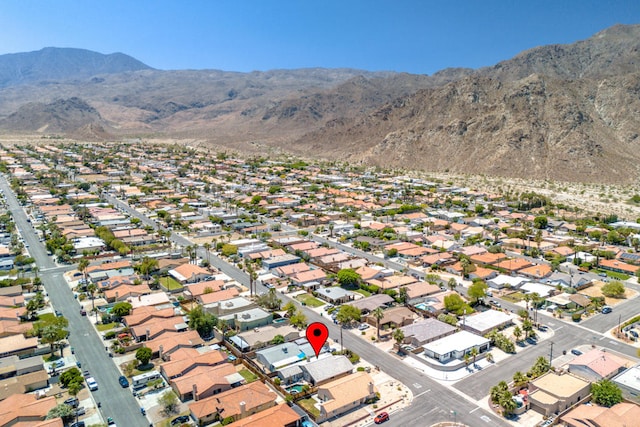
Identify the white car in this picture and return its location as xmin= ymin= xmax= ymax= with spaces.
xmin=358 ymin=323 xmax=370 ymax=330
xmin=86 ymin=377 xmax=98 ymax=391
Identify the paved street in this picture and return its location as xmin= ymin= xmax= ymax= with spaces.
xmin=0 ymin=177 xmax=149 ymax=427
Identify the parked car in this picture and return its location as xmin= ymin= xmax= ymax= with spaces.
xmin=64 ymin=397 xmax=79 ymax=408
xmin=571 ymin=349 xmax=582 ymax=356
xmin=69 ymin=422 xmax=85 ymax=427
xmin=171 ymin=415 xmax=190 ymax=425
xmin=118 ymin=375 xmax=129 ymax=388
xmin=86 ymin=377 xmax=98 ymax=391
xmin=602 ymin=306 xmax=612 ymax=314
xmin=374 ymin=412 xmax=390 ymax=424
xmin=80 ymin=309 xmax=87 ymax=316
xmin=52 ymin=359 xmax=65 ymax=368
xmin=358 ymin=323 xmax=370 ymax=331
xmin=490 ymin=300 xmax=501 ymax=308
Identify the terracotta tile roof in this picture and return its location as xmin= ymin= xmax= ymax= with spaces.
xmin=161 ymin=349 xmax=226 ymax=379
xmin=171 ymin=363 xmax=236 ymax=397
xmin=222 ymin=403 xmax=299 ymax=427
xmin=189 ymin=381 xmax=277 ymax=420
xmin=0 ymin=393 xmax=58 ymax=426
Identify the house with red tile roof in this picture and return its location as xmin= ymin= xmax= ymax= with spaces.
xmin=170 ymin=362 xmax=238 ymax=401
xmin=189 ymin=381 xmax=279 ymax=425
xmin=161 ymin=348 xmax=227 ymax=380
xmin=0 ymin=392 xmax=60 ymax=427
xmin=145 ymin=329 xmax=204 ymax=360
xmin=222 ymin=403 xmax=300 ymax=427
xmin=561 ymin=402 xmax=640 ymax=427
xmin=169 ymin=263 xmax=211 ymax=284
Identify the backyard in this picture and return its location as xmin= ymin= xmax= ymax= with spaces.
xmin=578 ymin=280 xmax=637 ymax=306
xmin=159 ymin=276 xmax=183 ymax=291
xmin=298 ymin=397 xmax=320 ymax=419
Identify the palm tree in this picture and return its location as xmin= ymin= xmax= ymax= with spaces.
xmin=447 ymin=277 xmax=457 ymax=291
xmin=513 ymin=325 xmax=523 ymax=343
xmin=392 ymin=328 xmax=404 ymax=349
xmin=470 ymin=346 xmax=479 ymax=366
xmin=372 ymin=307 xmax=385 ymax=341
xmin=87 ymin=283 xmax=97 ymax=310
xmin=78 ymin=258 xmax=89 ymax=286
xmin=203 ymin=242 xmax=211 ymax=265
xmin=513 ymin=371 xmax=528 ymax=387
xmin=460 ymin=257 xmax=471 ymax=278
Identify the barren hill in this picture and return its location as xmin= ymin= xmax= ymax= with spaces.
xmin=0 ymin=25 xmax=639 ymax=183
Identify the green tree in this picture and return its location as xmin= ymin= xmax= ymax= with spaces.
xmin=533 ymin=216 xmax=548 ymax=230
xmin=78 ymin=257 xmax=90 ymax=285
xmin=220 ymin=244 xmax=238 ymax=257
xmin=601 ymin=281 xmax=625 ymax=298
xmin=289 ymin=310 xmax=307 ymax=329
xmin=337 ymin=268 xmax=360 ymax=288
xmin=468 ymin=280 xmax=488 ymax=304
xmin=46 ymin=403 xmax=75 ymax=421
xmin=591 ymin=379 xmax=623 ymax=407
xmin=372 ymin=307 xmax=385 ymax=341
xmin=135 ymin=346 xmax=153 ymax=366
xmin=513 ymin=371 xmax=528 ymax=387
xmin=159 ymin=390 xmax=179 ymax=415
xmin=34 ymin=316 xmax=69 ymax=356
xmin=392 ymin=328 xmax=405 ymax=346
xmin=499 ymin=390 xmax=517 ymax=416
xmin=447 ymin=277 xmax=458 ymax=291
xmin=256 ymin=287 xmax=281 ymax=310
xmin=111 ymin=301 xmax=133 ymax=318
xmin=490 ymin=381 xmax=509 ymax=404
xmin=513 ymin=325 xmax=523 ymax=342
xmin=336 ymin=304 xmax=361 ymax=326
xmin=271 ymin=334 xmax=285 ymax=345
xmin=283 ymin=301 xmax=297 ymax=318
xmin=60 ymin=367 xmax=83 ymax=387
xmin=188 ymin=305 xmax=218 ymax=338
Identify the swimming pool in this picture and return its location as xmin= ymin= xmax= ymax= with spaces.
xmin=286 ymin=384 xmax=305 ymax=394
xmin=414 ymin=303 xmax=428 ymax=311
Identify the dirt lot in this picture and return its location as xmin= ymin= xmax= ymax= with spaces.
xmin=578 ymin=280 xmax=638 ymax=306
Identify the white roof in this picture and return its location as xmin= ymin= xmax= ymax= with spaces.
xmin=520 ymin=282 xmax=556 ymax=296
xmin=613 ymin=364 xmax=640 ymax=391
xmin=424 ymin=330 xmax=490 ymax=354
xmin=488 ymin=274 xmax=529 ymax=287
xmin=462 ymin=310 xmax=514 ymax=332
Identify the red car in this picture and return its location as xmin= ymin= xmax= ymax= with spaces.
xmin=80 ymin=309 xmax=87 ymax=316
xmin=374 ymin=412 xmax=389 ymax=424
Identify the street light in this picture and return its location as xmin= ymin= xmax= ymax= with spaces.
xmin=451 ymin=410 xmax=457 ymax=426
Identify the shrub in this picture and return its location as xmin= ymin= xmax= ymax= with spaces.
xmin=572 ymin=313 xmax=582 ymax=322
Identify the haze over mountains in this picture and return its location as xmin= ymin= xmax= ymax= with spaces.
xmin=0 ymin=24 xmax=639 ymax=184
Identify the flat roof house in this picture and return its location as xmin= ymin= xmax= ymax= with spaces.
xmin=460 ymin=310 xmax=514 ymax=336
xmin=400 ymin=318 xmax=457 ymax=348
xmin=423 ymin=330 xmax=490 ymax=364
xmin=528 ymin=371 xmax=590 ymax=417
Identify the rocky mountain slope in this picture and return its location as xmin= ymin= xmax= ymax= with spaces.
xmin=0 ymin=25 xmax=639 ymax=183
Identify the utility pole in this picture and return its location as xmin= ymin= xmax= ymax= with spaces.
xmin=549 ymin=341 xmax=554 ymax=367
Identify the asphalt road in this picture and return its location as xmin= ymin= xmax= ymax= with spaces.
xmin=0 ymin=177 xmax=149 ymax=427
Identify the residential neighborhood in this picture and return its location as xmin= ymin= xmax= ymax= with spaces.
xmin=0 ymin=142 xmax=639 ymax=427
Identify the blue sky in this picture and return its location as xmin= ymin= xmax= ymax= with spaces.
xmin=1 ymin=1 xmax=639 ymax=74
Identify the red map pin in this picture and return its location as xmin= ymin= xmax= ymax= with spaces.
xmin=306 ymin=322 xmax=329 ymax=358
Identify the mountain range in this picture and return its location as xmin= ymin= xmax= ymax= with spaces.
xmin=0 ymin=25 xmax=639 ymax=184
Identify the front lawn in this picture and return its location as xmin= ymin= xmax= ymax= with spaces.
xmin=159 ymin=276 xmax=183 ymax=290
xmin=37 ymin=313 xmax=56 ymax=322
xmin=295 ymin=293 xmax=324 ymax=308
xmin=238 ymin=368 xmax=258 ymax=383
xmin=354 ymin=288 xmax=371 ymax=297
xmin=96 ymin=322 xmax=118 ymax=331
xmin=502 ymin=292 xmax=525 ymax=303
xmin=596 ymin=269 xmax=630 ymax=281
xmin=298 ymin=397 xmax=320 ymax=419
